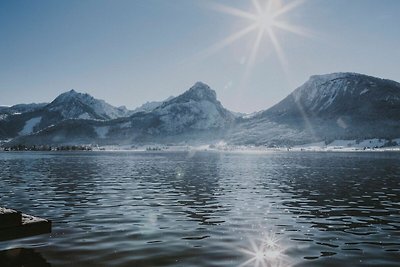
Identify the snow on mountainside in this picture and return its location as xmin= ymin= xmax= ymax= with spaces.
xmin=47 ymin=89 xmax=131 ymax=120
xmin=231 ymin=72 xmax=400 ymax=145
xmin=0 ymin=103 xmax=47 ymax=118
xmin=292 ymin=73 xmax=353 ymax=112
xmin=4 ymin=73 xmax=400 ymax=147
xmin=264 ymin=72 xmax=400 ymax=118
xmin=0 ymin=90 xmax=132 ymax=139
xmin=151 ymin=82 xmax=235 ymax=133
xmin=131 ymin=96 xmax=174 ymax=114
xmin=18 ymin=117 xmax=42 ymax=135
xmin=6 ymin=82 xmax=236 ymax=145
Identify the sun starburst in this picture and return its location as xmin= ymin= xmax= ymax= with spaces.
xmin=207 ymin=0 xmax=310 ymax=73
xmin=238 ymin=232 xmax=289 ymax=267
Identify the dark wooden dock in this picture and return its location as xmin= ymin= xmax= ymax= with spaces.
xmin=0 ymin=207 xmax=51 ymax=242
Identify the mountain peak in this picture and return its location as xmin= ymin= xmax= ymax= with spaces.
xmin=193 ymin=81 xmax=210 ymax=88
xmin=46 ymin=89 xmax=132 ymax=120
xmin=308 ymin=72 xmax=353 ymax=82
xmin=306 ymin=72 xmax=398 ymax=85
xmin=149 ymin=81 xmax=234 ymax=133
xmin=294 ymin=72 xmax=381 ymax=98
xmin=55 ymin=89 xmax=85 ymax=100
xmin=264 ymin=72 xmax=400 ymax=120
xmin=183 ymin=82 xmax=217 ymax=102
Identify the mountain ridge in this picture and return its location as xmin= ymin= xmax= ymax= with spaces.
xmin=6 ymin=82 xmax=236 ymax=145
xmin=3 ymin=72 xmax=400 ymax=147
xmin=0 ymin=89 xmax=135 ymax=139
xmin=230 ymin=72 xmax=400 ymax=145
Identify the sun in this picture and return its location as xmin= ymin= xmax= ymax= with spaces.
xmin=207 ymin=0 xmax=310 ymax=73
xmin=255 ymin=5 xmax=275 ymax=32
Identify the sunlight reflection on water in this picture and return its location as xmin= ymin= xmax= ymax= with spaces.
xmin=239 ymin=231 xmax=289 ymax=267
xmin=0 ymin=151 xmax=399 ymax=267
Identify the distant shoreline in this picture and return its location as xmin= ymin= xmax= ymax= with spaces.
xmin=1 ymin=144 xmax=400 ymax=154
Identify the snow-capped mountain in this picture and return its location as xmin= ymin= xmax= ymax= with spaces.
xmin=131 ymin=96 xmax=174 ymax=114
xmin=151 ymin=82 xmax=235 ymax=133
xmin=230 ymin=73 xmax=400 ymax=145
xmin=263 ymin=72 xmax=400 ymax=119
xmin=8 ymin=82 xmax=236 ymax=145
xmin=0 ymin=90 xmax=132 ymax=139
xmin=0 ymin=103 xmax=48 ymax=115
xmin=4 ymin=73 xmax=400 ymax=147
xmin=47 ymin=89 xmax=131 ymax=120
xmin=0 ymin=103 xmax=48 ymax=122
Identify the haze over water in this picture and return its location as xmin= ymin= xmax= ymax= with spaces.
xmin=0 ymin=151 xmax=399 ymax=266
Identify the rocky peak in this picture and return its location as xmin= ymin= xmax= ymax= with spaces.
xmin=181 ymin=82 xmax=217 ymax=102
xmin=50 ymin=89 xmax=90 ymax=105
xmin=263 ymin=72 xmax=400 ymax=120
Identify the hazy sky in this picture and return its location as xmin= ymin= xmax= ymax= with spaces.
xmin=1 ymin=0 xmax=399 ymax=113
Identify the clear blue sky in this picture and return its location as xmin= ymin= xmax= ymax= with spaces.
xmin=1 ymin=0 xmax=399 ymax=113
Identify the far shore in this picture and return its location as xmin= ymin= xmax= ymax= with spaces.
xmin=1 ymin=142 xmax=400 ymax=154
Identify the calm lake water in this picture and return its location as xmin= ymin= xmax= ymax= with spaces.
xmin=0 ymin=151 xmax=399 ymax=267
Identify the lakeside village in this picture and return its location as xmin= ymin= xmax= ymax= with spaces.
xmin=1 ymin=144 xmax=93 ymax=151
xmin=0 ymin=144 xmax=168 ymax=152
xmin=0 ymin=140 xmax=167 ymax=152
xmin=1 ymin=138 xmax=400 ymax=153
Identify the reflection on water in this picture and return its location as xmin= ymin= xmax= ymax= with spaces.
xmin=0 ymin=248 xmax=51 ymax=267
xmin=0 ymin=151 xmax=399 ymax=266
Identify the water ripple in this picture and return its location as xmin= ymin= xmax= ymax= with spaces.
xmin=0 ymin=151 xmax=399 ymax=266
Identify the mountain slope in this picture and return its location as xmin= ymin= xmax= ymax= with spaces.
xmin=5 ymin=73 xmax=400 ymax=147
xmin=151 ymin=82 xmax=235 ymax=133
xmin=0 ymin=90 xmax=131 ymax=139
xmin=131 ymin=96 xmax=174 ymax=114
xmin=0 ymin=103 xmax=48 ymax=123
xmin=0 ymin=103 xmax=48 ymax=115
xmin=46 ymin=89 xmax=131 ymax=120
xmin=8 ymin=82 xmax=236 ymax=145
xmin=229 ymin=73 xmax=400 ymax=145
xmin=264 ymin=72 xmax=400 ymax=120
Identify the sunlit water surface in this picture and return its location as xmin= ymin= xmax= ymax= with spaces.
xmin=0 ymin=151 xmax=399 ymax=267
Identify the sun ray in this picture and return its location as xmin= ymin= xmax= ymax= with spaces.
xmin=238 ymin=257 xmax=256 ymax=267
xmin=293 ymin=98 xmax=318 ymax=141
xmin=244 ymin=28 xmax=265 ymax=79
xmin=272 ymin=0 xmax=305 ymax=18
xmin=208 ymin=2 xmax=257 ymax=21
xmin=249 ymin=28 xmax=265 ymax=65
xmin=273 ymin=21 xmax=313 ymax=38
xmin=238 ymin=233 xmax=289 ymax=267
xmin=200 ymin=23 xmax=259 ymax=58
xmin=200 ymin=0 xmax=310 ymax=79
xmin=266 ymin=0 xmax=275 ymax=11
xmin=267 ymin=28 xmax=288 ymax=71
xmin=252 ymin=0 xmax=263 ymax=14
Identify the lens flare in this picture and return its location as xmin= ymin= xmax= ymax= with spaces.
xmin=207 ymin=0 xmax=310 ymax=73
xmin=238 ymin=232 xmax=289 ymax=267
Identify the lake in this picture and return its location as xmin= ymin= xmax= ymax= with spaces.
xmin=0 ymin=151 xmax=399 ymax=266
